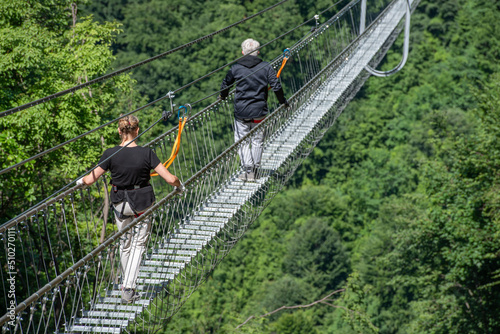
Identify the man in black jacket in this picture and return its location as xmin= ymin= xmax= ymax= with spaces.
xmin=220 ymin=38 xmax=288 ymax=181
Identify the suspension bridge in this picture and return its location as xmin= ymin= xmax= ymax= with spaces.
xmin=0 ymin=0 xmax=418 ymax=332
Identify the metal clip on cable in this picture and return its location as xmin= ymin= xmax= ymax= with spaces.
xmin=283 ymin=48 xmax=291 ymax=59
xmin=167 ymin=91 xmax=176 ymax=116
xmin=276 ymin=49 xmax=291 ymax=79
xmin=311 ymin=14 xmax=320 ymax=32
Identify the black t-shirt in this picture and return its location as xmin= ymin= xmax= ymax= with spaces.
xmin=98 ymin=146 xmax=161 ymax=187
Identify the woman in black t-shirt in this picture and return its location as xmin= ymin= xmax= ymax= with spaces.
xmin=78 ymin=115 xmax=182 ymax=304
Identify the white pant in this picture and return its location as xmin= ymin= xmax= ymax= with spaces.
xmin=114 ymin=202 xmax=152 ymax=290
xmin=234 ymin=118 xmax=265 ymax=170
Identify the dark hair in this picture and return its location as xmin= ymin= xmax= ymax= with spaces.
xmin=118 ymin=115 xmax=139 ymax=140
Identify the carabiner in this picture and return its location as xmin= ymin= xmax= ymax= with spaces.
xmin=178 ymin=104 xmax=192 ymax=119
xmin=283 ymin=48 xmax=291 ymax=59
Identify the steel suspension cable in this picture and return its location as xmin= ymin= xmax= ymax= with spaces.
xmin=0 ymin=0 xmax=290 ymax=118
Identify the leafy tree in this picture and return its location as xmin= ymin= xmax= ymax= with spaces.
xmin=283 ymin=218 xmax=350 ymax=292
xmin=393 ymin=73 xmax=500 ymax=333
xmin=0 ymin=0 xmax=133 ymax=219
xmin=259 ymin=276 xmax=310 ymax=320
xmin=271 ymin=311 xmax=318 ymax=334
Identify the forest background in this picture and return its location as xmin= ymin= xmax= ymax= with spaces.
xmin=1 ymin=0 xmax=500 ymax=333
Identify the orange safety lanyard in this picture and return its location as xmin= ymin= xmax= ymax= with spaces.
xmin=269 ymin=48 xmax=290 ymax=90
xmin=150 ymin=115 xmax=188 ymax=177
xmin=276 ymin=57 xmax=288 ymax=78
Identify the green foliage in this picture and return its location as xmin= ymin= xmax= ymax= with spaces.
xmin=283 ymin=218 xmax=349 ymax=291
xmin=0 ymin=0 xmax=133 ymax=219
xmin=338 ymin=272 xmax=379 ymax=334
xmin=270 ymin=311 xmax=318 ymax=334
xmin=259 ymin=276 xmax=309 ymax=320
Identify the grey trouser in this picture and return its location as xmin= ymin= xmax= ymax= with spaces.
xmin=234 ymin=118 xmax=265 ymax=170
xmin=114 ymin=202 xmax=152 ymax=290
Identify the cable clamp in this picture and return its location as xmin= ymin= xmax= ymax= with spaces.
xmin=162 ymin=110 xmax=173 ymax=121
xmin=310 ymin=14 xmax=320 ymax=32
xmin=167 ymin=90 xmax=176 ymax=118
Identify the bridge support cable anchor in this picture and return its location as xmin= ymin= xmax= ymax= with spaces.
xmin=360 ymin=0 xmax=411 ymax=77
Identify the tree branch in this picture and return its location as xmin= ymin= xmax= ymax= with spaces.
xmin=236 ymin=289 xmax=345 ymax=330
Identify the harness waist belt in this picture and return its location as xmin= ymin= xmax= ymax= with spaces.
xmin=114 ymin=183 xmax=150 ymax=191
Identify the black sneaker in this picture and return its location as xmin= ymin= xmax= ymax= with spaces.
xmin=121 ymin=288 xmax=140 ymax=304
xmin=238 ymin=171 xmax=248 ymax=181
xmin=246 ymin=171 xmax=256 ymax=181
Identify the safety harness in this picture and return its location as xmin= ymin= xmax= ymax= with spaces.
xmin=109 ymin=106 xmax=190 ymax=219
xmin=112 ymin=183 xmax=151 ymax=219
